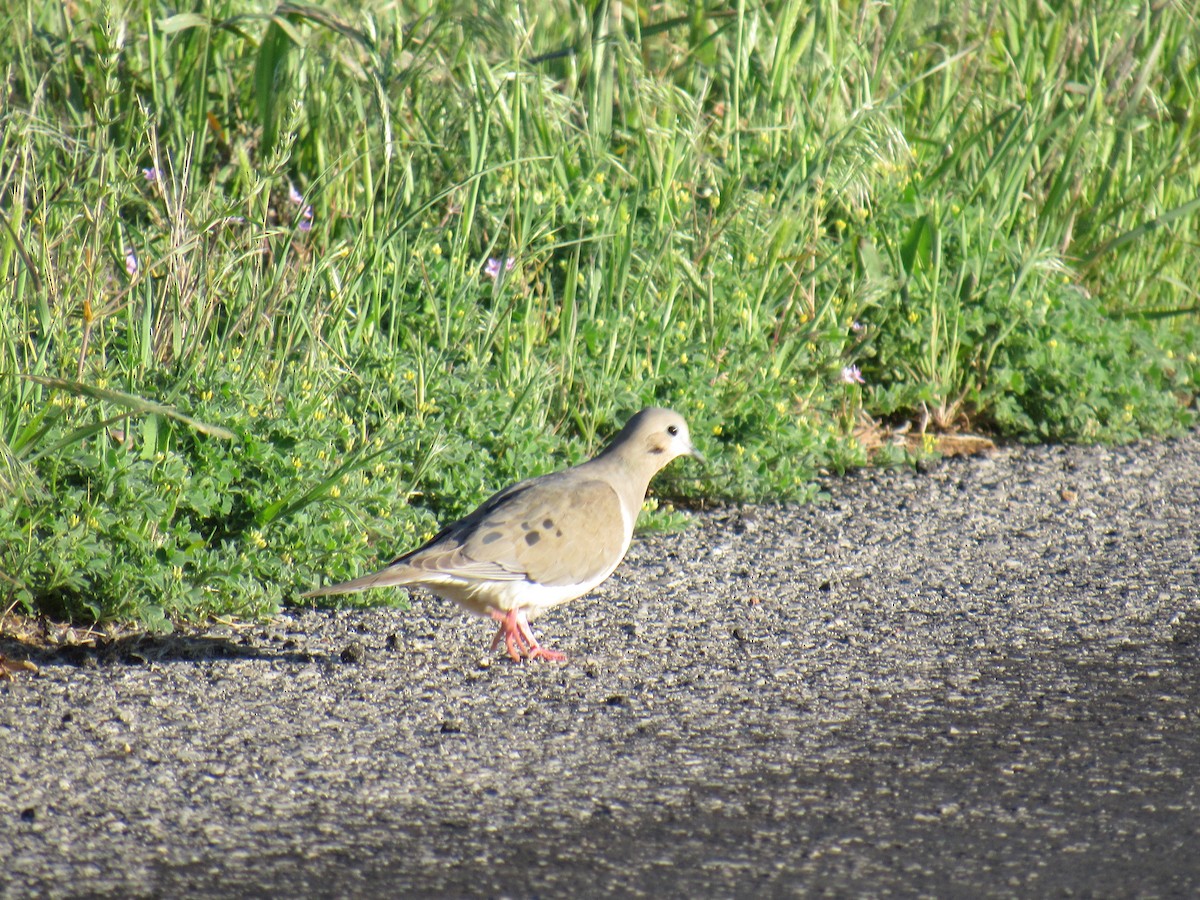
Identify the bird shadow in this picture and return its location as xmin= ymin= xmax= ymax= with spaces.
xmin=1 ymin=620 xmax=320 ymax=672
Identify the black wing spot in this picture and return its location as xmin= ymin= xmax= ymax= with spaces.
xmin=542 ymin=518 xmax=555 ymax=529
xmin=524 ymin=531 xmax=541 ymax=546
xmin=481 ymin=531 xmax=504 ymax=545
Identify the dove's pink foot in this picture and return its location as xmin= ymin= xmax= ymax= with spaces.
xmin=489 ymin=608 xmax=567 ymax=663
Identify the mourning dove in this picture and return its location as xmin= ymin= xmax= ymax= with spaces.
xmin=302 ymin=407 xmax=702 ymax=662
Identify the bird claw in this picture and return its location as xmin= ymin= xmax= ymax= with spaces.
xmin=490 ymin=609 xmax=566 ymax=663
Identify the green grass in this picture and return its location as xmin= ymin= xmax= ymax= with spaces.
xmin=1 ymin=0 xmax=1197 ymax=627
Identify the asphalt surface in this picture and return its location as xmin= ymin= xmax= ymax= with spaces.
xmin=3 ymin=432 xmax=1199 ymax=898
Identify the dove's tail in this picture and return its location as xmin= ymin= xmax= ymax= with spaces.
xmin=300 ymin=564 xmax=419 ymax=598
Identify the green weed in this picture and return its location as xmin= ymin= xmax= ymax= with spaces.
xmin=1 ymin=0 xmax=1196 ymax=626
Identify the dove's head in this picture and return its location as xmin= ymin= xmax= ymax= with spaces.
xmin=605 ymin=407 xmax=704 ymax=474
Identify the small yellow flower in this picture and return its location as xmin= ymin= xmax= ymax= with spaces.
xmin=746 ymin=252 xmax=759 ymax=266
xmin=69 ymin=513 xmax=81 ymax=528
xmin=679 ymin=353 xmax=689 ymax=365
xmin=248 ymin=530 xmax=267 ymax=549
xmin=1048 ymin=339 xmax=1058 ymax=350
xmin=329 ymin=485 xmax=341 ymax=499
xmin=712 ymin=424 xmax=724 ymax=437
xmin=908 ymin=311 xmax=919 ymax=324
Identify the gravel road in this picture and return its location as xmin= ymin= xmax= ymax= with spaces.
xmin=3 ymin=432 xmax=1199 ymax=898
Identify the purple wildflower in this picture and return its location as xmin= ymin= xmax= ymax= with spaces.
xmin=288 ymin=184 xmax=314 ymax=231
xmin=840 ymin=364 xmax=865 ymax=384
xmin=142 ymin=167 xmax=161 ymax=184
xmin=125 ymin=247 xmax=138 ymax=277
xmin=483 ymin=256 xmax=515 ymax=280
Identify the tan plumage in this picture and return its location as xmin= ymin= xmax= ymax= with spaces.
xmin=302 ymin=407 xmax=702 ymax=661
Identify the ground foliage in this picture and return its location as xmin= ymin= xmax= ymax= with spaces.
xmin=1 ymin=0 xmax=1197 ymax=624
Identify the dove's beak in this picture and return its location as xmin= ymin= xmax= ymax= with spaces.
xmin=688 ymin=443 xmax=705 ymax=465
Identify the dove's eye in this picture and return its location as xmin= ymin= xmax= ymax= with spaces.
xmin=667 ymin=425 xmax=679 ymax=436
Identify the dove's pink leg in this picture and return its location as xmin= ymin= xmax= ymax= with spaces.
xmin=489 ymin=609 xmax=567 ymax=662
